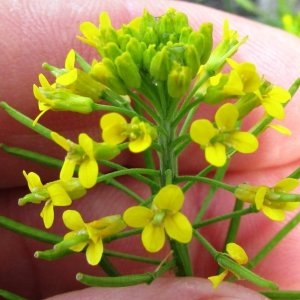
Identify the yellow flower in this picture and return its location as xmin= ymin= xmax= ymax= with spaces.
xmin=222 ymin=59 xmax=261 ymax=95
xmin=256 ymin=85 xmax=290 ymax=120
xmin=235 ymin=178 xmax=300 ymax=221
xmin=19 ymin=171 xmax=86 ymax=228
xmin=205 ymin=20 xmax=247 ymax=72
xmin=33 ymin=74 xmax=94 ymax=124
xmin=208 ymin=243 xmax=248 ymax=288
xmin=100 ymin=112 xmax=156 ymax=153
xmin=55 ymin=49 xmax=78 ymax=86
xmin=62 ymin=210 xmax=126 ymax=265
xmin=51 ymin=132 xmax=99 ymax=188
xmin=190 ymin=103 xmax=258 ymax=167
xmin=123 ymin=185 xmax=192 ymax=253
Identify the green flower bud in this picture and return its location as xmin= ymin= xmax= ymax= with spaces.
xmin=65 ymin=70 xmax=106 ymax=100
xmin=184 ymin=44 xmax=200 ymax=77
xmin=115 ymin=52 xmax=142 ymax=89
xmin=126 ymin=37 xmax=146 ymax=66
xmin=188 ymin=31 xmax=204 ymax=60
xmin=41 ymin=89 xmax=94 ymax=114
xmin=179 ymin=26 xmax=193 ymax=44
xmin=198 ymin=23 xmax=213 ymax=64
xmin=143 ymin=45 xmax=157 ymax=72
xmin=102 ymin=42 xmax=122 ymax=61
xmin=93 ymin=142 xmax=121 ymax=161
xmin=167 ymin=64 xmax=192 ymax=99
xmin=59 ymin=178 xmax=87 ymax=200
xmin=150 ymin=47 xmax=170 ymax=81
xmin=91 ymin=58 xmax=127 ymax=95
xmin=143 ymin=27 xmax=158 ymax=46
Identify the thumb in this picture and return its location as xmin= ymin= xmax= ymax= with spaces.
xmin=45 ymin=277 xmax=266 ymax=300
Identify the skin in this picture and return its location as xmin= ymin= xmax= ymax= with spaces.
xmin=0 ymin=0 xmax=300 ymax=299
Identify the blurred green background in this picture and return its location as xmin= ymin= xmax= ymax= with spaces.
xmin=186 ymin=0 xmax=300 ymax=35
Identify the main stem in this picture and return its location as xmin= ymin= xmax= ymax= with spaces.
xmin=157 ymin=92 xmax=192 ymax=276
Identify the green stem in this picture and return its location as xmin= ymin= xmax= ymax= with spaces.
xmin=0 ymin=101 xmax=52 ymax=139
xmin=193 ymin=229 xmax=218 ymax=258
xmin=106 ymin=178 xmax=145 ymax=203
xmin=222 ymin=199 xmax=244 ymax=248
xmin=104 ymin=249 xmax=161 ymax=265
xmin=260 ymin=290 xmax=300 ymax=299
xmin=76 ymin=261 xmax=175 ymax=287
xmin=248 ymin=212 xmax=300 ymax=270
xmin=100 ymin=255 xmax=121 ymax=276
xmin=92 ymin=103 xmax=136 ymax=118
xmin=193 ymin=206 xmax=256 ymax=229
xmin=100 ymin=160 xmax=160 ymax=190
xmin=193 ymin=162 xmax=230 ymax=224
xmin=0 ymin=216 xmax=61 ymax=244
xmin=175 ymin=175 xmax=235 ymax=192
xmin=0 ymin=289 xmax=26 ymax=300
xmin=0 ymin=144 xmax=63 ymax=168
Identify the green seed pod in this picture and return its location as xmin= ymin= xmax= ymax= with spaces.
xmin=167 ymin=64 xmax=192 ymax=99
xmin=115 ymin=52 xmax=142 ymax=89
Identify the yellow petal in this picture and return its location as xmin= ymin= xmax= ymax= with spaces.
xmin=228 ymin=132 xmax=258 ymax=153
xmin=164 ymin=212 xmax=192 ymax=243
xmin=47 ymin=183 xmax=72 ymax=206
xmin=275 ymin=178 xmax=299 ymax=192
xmin=23 ymin=171 xmax=43 ymax=191
xmin=262 ymin=206 xmax=285 ymax=221
xmin=226 ymin=242 xmax=248 ymax=265
xmin=208 ymin=270 xmax=228 ymax=289
xmin=128 ymin=133 xmax=152 ymax=153
xmin=63 ymin=209 xmax=85 ymax=230
xmin=51 ymin=132 xmax=70 ymax=151
xmin=123 ymin=206 xmax=153 ymax=228
xmin=205 ymin=143 xmax=226 ymax=167
xmin=262 ymin=100 xmax=285 ymax=120
xmin=86 ymin=239 xmax=103 ymax=266
xmin=78 ymin=159 xmax=98 ymax=188
xmin=56 ymin=69 xmax=78 ymax=86
xmin=40 ymin=200 xmax=54 ymax=229
xmin=60 ymin=159 xmax=77 ymax=181
xmin=38 ymin=73 xmax=52 ymax=88
xmin=215 ymin=103 xmax=238 ymax=130
xmin=154 ymin=185 xmax=184 ymax=212
xmin=268 ymin=124 xmax=291 ymax=136
xmin=65 ymin=49 xmax=76 ymax=70
xmin=190 ymin=119 xmax=217 ymax=146
xmin=79 ymin=133 xmax=94 ymax=158
xmin=255 ymin=186 xmax=267 ymax=210
xmin=142 ymin=223 xmax=165 ymax=253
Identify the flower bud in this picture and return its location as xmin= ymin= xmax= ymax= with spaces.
xmin=91 ymin=58 xmax=127 ymax=95
xmin=184 ymin=44 xmax=200 ymax=77
xmin=59 ymin=178 xmax=87 ymax=200
xmin=150 ymin=47 xmax=170 ymax=81
xmin=167 ymin=64 xmax=192 ymax=99
xmin=93 ymin=142 xmax=121 ymax=161
xmin=126 ymin=37 xmax=146 ymax=66
xmin=198 ymin=23 xmax=213 ymax=64
xmin=115 ymin=52 xmax=142 ymax=89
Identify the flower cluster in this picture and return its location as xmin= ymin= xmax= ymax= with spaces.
xmin=1 ymin=7 xmax=300 ymax=296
